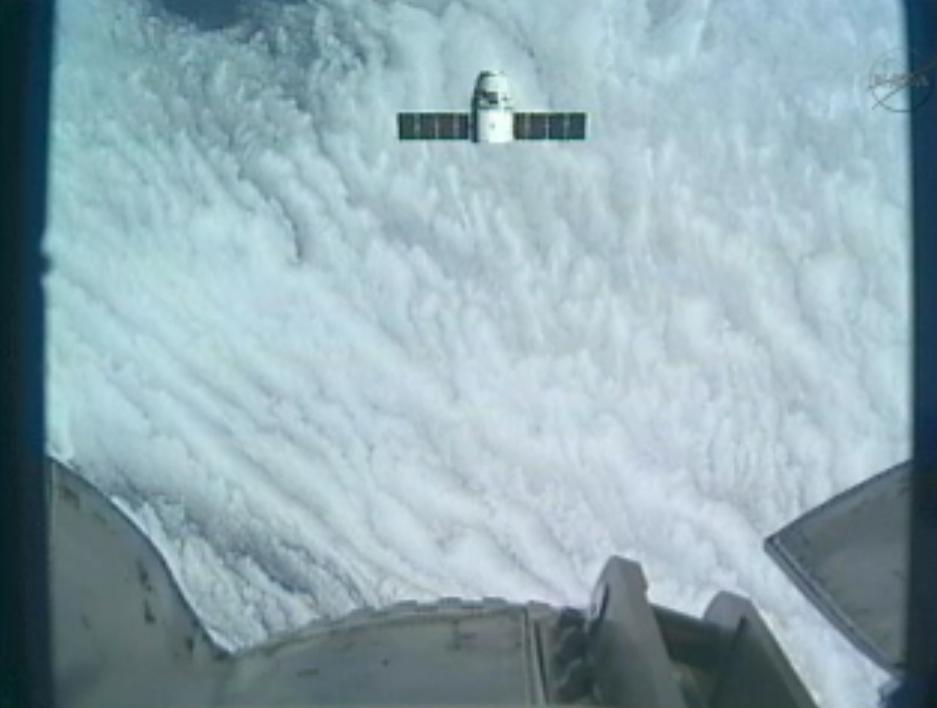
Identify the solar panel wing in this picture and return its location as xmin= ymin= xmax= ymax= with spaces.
xmin=514 ymin=112 xmax=587 ymax=141
xmin=398 ymin=113 xmax=471 ymax=140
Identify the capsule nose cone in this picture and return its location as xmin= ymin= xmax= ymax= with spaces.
xmin=475 ymin=70 xmax=510 ymax=95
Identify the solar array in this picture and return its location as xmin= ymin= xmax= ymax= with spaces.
xmin=397 ymin=113 xmax=586 ymax=140
xmin=397 ymin=111 xmax=588 ymax=141
xmin=513 ymin=113 xmax=587 ymax=141
xmin=397 ymin=113 xmax=471 ymax=140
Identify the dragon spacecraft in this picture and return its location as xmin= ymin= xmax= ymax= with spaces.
xmin=397 ymin=70 xmax=588 ymax=143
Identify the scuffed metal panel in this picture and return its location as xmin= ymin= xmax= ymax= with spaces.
xmin=50 ymin=459 xmax=226 ymax=708
xmin=226 ymin=602 xmax=537 ymax=706
xmin=50 ymin=458 xmax=550 ymax=706
xmin=50 ymin=456 xmax=822 ymax=708
xmin=765 ymin=460 xmax=911 ymax=672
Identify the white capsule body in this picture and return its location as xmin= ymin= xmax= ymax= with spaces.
xmin=471 ymin=71 xmax=514 ymax=143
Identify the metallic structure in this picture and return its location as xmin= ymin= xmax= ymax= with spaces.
xmin=51 ymin=457 xmax=816 ymax=707
xmin=766 ymin=460 xmax=912 ymax=674
xmin=397 ymin=71 xmax=588 ymax=143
